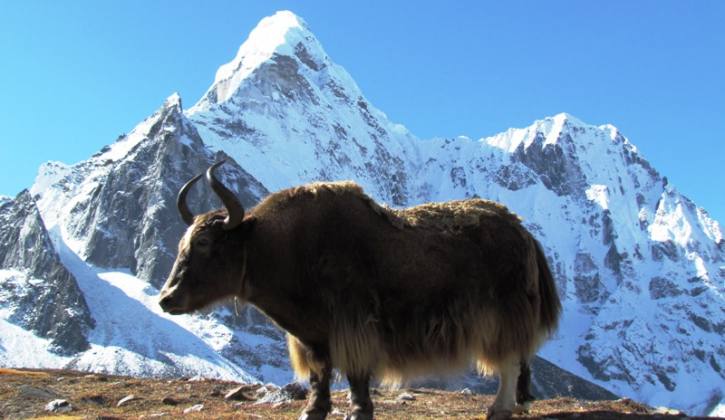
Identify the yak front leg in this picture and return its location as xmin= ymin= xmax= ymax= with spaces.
xmin=298 ymin=348 xmax=332 ymax=420
xmin=345 ymin=373 xmax=373 ymax=420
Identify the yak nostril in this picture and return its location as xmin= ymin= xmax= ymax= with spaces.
xmin=159 ymin=294 xmax=174 ymax=310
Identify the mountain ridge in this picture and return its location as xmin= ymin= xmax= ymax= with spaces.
xmin=0 ymin=9 xmax=722 ymax=416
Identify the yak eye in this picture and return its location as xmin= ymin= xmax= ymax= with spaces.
xmin=196 ymin=237 xmax=211 ymax=248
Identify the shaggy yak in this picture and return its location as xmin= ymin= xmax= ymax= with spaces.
xmin=159 ymin=161 xmax=561 ymax=420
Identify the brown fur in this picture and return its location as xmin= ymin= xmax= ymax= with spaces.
xmin=244 ymin=182 xmax=560 ymax=380
xmin=161 ymin=179 xmax=562 ymax=416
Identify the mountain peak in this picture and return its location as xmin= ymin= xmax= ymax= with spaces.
xmin=195 ymin=11 xmax=327 ymax=108
xmin=230 ymin=10 xmax=312 ymax=60
xmin=551 ymin=112 xmax=586 ymax=127
xmin=163 ymin=92 xmax=182 ymax=110
xmin=486 ymin=113 xmax=627 ymax=154
xmin=257 ymin=10 xmax=309 ymax=35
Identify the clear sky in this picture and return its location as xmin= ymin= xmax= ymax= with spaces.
xmin=1 ymin=1 xmax=723 ymax=223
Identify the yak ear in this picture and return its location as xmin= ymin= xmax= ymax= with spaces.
xmin=216 ymin=216 xmax=255 ymax=235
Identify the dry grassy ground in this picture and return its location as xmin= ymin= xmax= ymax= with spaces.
xmin=0 ymin=368 xmax=703 ymax=419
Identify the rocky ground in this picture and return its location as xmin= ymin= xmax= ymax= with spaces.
xmin=0 ymin=368 xmax=705 ymax=419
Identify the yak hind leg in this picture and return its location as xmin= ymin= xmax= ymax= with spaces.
xmin=345 ymin=373 xmax=373 ymax=420
xmin=514 ymin=359 xmax=534 ymax=413
xmin=291 ymin=339 xmax=332 ymax=420
xmin=486 ymin=358 xmax=520 ymax=420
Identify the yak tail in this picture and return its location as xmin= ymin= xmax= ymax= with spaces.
xmin=534 ymin=240 xmax=561 ymax=334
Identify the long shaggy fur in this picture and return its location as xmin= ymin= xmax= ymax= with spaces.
xmin=278 ymin=183 xmax=561 ymax=383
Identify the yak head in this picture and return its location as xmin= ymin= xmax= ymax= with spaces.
xmin=159 ymin=161 xmax=252 ymax=315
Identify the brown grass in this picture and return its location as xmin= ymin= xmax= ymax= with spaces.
xmin=0 ymin=368 xmax=701 ymax=419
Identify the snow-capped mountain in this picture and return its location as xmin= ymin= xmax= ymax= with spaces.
xmin=0 ymin=191 xmax=93 ymax=356
xmin=0 ymin=10 xmax=722 ymax=415
xmin=188 ymin=11 xmax=420 ymax=206
xmin=3 ymin=93 xmax=288 ymax=383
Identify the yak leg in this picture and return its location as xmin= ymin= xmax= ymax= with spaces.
xmin=514 ymin=359 xmax=534 ymax=413
xmin=299 ymin=348 xmax=332 ymax=420
xmin=345 ymin=373 xmax=373 ymax=420
xmin=487 ymin=358 xmax=520 ymax=420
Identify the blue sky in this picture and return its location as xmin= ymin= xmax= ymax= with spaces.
xmin=1 ymin=1 xmax=723 ymax=223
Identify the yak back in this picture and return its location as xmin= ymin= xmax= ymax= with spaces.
xmin=251 ymin=180 xmax=525 ymax=237
xmin=393 ymin=198 xmax=523 ymax=233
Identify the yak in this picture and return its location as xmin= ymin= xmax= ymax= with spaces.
xmin=159 ymin=161 xmax=561 ymax=420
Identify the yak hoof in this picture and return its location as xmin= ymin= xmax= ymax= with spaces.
xmin=299 ymin=409 xmax=328 ymax=420
xmin=344 ymin=411 xmax=374 ymax=420
xmin=486 ymin=407 xmax=513 ymax=420
xmin=513 ymin=401 xmax=531 ymax=414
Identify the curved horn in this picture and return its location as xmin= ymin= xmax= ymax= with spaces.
xmin=206 ymin=161 xmax=245 ymax=230
xmin=177 ymin=173 xmax=203 ymax=225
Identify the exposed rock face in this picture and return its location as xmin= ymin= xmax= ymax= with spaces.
xmin=529 ymin=357 xmax=619 ymax=401
xmin=512 ymin=131 xmax=588 ymax=197
xmin=573 ymin=252 xmax=606 ymax=304
xmin=32 ymin=95 xmax=268 ymax=289
xmin=649 ymin=277 xmax=683 ymax=299
xmin=0 ymin=191 xmax=93 ymax=354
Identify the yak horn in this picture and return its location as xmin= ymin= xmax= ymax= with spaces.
xmin=177 ymin=173 xmax=203 ymax=226
xmin=206 ymin=161 xmax=245 ymax=230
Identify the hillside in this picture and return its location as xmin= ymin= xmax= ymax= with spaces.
xmin=0 ymin=368 xmax=698 ymax=420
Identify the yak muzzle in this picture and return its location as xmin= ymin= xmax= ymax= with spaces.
xmin=158 ymin=289 xmax=187 ymax=315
